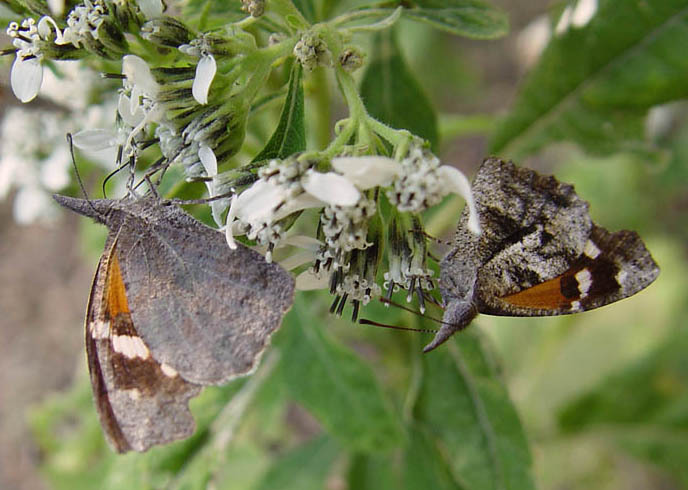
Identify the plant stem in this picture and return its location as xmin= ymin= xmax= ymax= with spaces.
xmin=311 ymin=67 xmax=332 ymax=150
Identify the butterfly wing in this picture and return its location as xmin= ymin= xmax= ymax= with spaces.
xmin=113 ymin=201 xmax=295 ymax=385
xmin=466 ymin=159 xmax=658 ymax=316
xmin=85 ymin=237 xmax=201 ymax=453
xmin=482 ymin=224 xmax=659 ymax=316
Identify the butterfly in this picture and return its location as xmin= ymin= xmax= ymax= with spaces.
xmin=424 ymin=158 xmax=660 ymax=352
xmin=54 ymin=195 xmax=294 ymax=452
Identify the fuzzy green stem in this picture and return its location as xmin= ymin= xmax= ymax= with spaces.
xmin=322 ymin=118 xmax=356 ymax=158
xmin=311 ymin=68 xmax=332 ymax=149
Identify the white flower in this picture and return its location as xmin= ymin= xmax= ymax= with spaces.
xmin=61 ymin=0 xmax=107 ymax=47
xmin=224 ymin=159 xmax=363 ymax=251
xmin=179 ymin=38 xmax=217 ymax=105
xmin=122 ymin=55 xmax=160 ymax=101
xmin=138 ymin=0 xmax=164 ymax=19
xmin=387 ymin=147 xmax=480 ymax=234
xmin=224 ymin=179 xmax=321 ymax=250
xmin=7 ymin=18 xmax=52 ymax=103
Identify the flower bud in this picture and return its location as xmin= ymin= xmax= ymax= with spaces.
xmin=339 ymin=47 xmax=365 ymax=73
xmin=141 ymin=16 xmax=194 ymax=48
xmin=293 ymin=32 xmax=331 ymax=71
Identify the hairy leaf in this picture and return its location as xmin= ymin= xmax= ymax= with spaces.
xmin=279 ymin=298 xmax=405 ymax=452
xmin=255 ymin=436 xmax=339 ymax=490
xmin=361 ymin=30 xmax=439 ymax=149
xmin=253 ymin=63 xmax=306 ymax=162
xmin=404 ymin=0 xmax=508 ymax=38
xmin=416 ymin=333 xmax=535 ymax=490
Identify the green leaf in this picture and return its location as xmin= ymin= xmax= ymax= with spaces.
xmin=252 ymin=63 xmax=306 ymax=162
xmin=347 ymin=453 xmax=399 ymax=490
xmin=403 ymin=0 xmax=508 ymax=39
xmin=292 ymin=0 xmax=317 ymax=23
xmin=360 ymin=30 xmax=439 ymax=149
xmin=416 ymin=333 xmax=535 ymax=490
xmin=490 ymin=0 xmax=688 ymax=158
xmin=403 ymin=426 xmax=464 ymax=490
xmin=278 ymin=296 xmax=405 ymax=452
xmin=558 ymin=326 xmax=688 ymax=485
xmin=254 ymin=436 xmax=339 ymax=490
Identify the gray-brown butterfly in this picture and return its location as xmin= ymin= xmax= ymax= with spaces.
xmin=54 ymin=195 xmax=294 ymax=452
xmin=425 ymin=158 xmax=659 ymax=352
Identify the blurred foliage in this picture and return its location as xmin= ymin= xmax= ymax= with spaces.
xmin=12 ymin=0 xmax=688 ymax=488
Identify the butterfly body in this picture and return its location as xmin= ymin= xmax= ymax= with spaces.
xmin=54 ymin=195 xmax=294 ymax=452
xmin=424 ymin=159 xmax=659 ymax=352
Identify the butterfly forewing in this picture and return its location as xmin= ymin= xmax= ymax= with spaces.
xmin=114 ymin=201 xmax=294 ymax=385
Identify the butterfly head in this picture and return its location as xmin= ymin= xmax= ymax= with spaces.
xmin=422 ymin=298 xmax=478 ymax=352
xmin=53 ymin=195 xmax=115 ymax=224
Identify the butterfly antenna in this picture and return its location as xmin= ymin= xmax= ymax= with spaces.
xmin=165 ymin=190 xmax=237 ymax=206
xmin=358 ymin=318 xmax=437 ymax=334
xmin=378 ymin=297 xmax=445 ymax=323
xmin=374 ymin=296 xmax=461 ymax=329
xmin=66 ymin=133 xmax=100 ymax=217
xmin=102 ymin=146 xmax=129 ymax=198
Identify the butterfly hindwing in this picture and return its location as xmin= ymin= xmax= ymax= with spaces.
xmin=85 ymin=237 xmax=201 ymax=453
xmin=483 ymin=225 xmax=659 ymax=316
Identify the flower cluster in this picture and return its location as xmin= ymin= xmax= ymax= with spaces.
xmin=2 ymin=0 xmax=481 ymax=321
xmin=222 ymin=149 xmax=479 ymax=318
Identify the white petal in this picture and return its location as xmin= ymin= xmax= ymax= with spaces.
xmin=11 ymin=57 xmax=43 ymax=103
xmin=225 ymin=195 xmax=239 ymax=249
xmin=205 ymin=181 xmax=227 ymax=228
xmin=72 ymin=129 xmax=118 ymax=151
xmin=437 ymin=166 xmax=481 ymax=235
xmin=122 ymin=55 xmax=159 ymax=98
xmin=199 ymin=144 xmax=217 ymax=176
xmin=302 ymin=170 xmax=360 ymax=206
xmin=117 ymin=94 xmax=144 ymax=127
xmin=234 ymin=180 xmax=289 ymax=223
xmin=331 ymin=156 xmax=400 ymax=189
xmin=278 ymin=250 xmax=317 ymax=271
xmin=295 ymin=269 xmax=330 ymax=290
xmin=47 ymin=0 xmax=65 ymax=15
xmin=192 ymin=55 xmax=216 ymax=105
xmin=281 ymin=235 xmax=323 ymax=251
xmin=271 ymin=192 xmax=324 ymax=222
xmin=138 ymin=0 xmax=164 ymax=18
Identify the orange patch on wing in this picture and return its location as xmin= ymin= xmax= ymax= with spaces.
xmin=501 ymin=276 xmax=570 ymax=310
xmin=105 ymin=253 xmax=131 ymax=316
